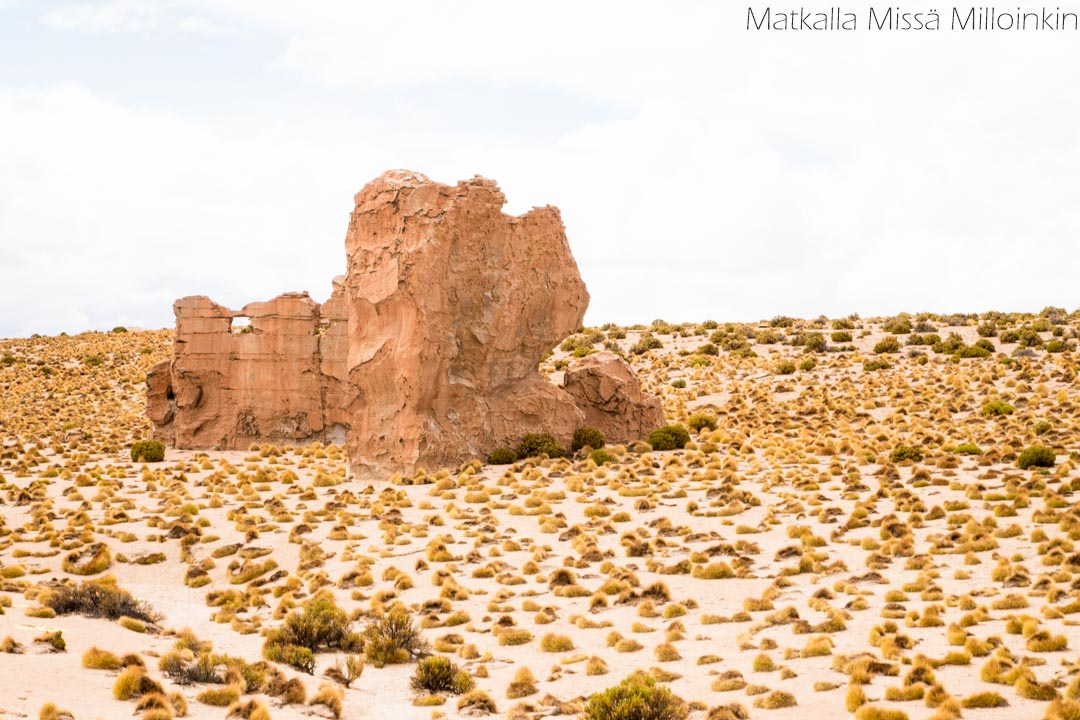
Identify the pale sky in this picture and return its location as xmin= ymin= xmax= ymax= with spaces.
xmin=1 ymin=1 xmax=1078 ymax=337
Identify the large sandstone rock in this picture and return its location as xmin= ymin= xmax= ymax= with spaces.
xmin=147 ymin=286 xmax=348 ymax=449
xmin=343 ymin=171 xmax=590 ymax=478
xmin=148 ymin=170 xmax=662 ymax=479
xmin=562 ymin=352 xmax=665 ymax=443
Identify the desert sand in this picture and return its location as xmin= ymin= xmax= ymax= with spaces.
xmin=1 ymin=311 xmax=1078 ymax=720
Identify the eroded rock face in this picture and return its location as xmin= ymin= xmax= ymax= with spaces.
xmin=147 ymin=284 xmax=348 ymax=449
xmin=343 ymin=171 xmax=590 ymax=478
xmin=148 ymin=170 xmax=663 ymax=479
xmin=562 ymin=352 xmax=665 ymax=444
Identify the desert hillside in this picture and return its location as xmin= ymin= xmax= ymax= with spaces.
xmin=1 ymin=310 xmax=1078 ymax=720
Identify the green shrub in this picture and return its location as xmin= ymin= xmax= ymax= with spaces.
xmin=874 ymin=337 xmax=900 ymax=354
xmin=686 ymin=413 xmax=717 ymax=433
xmin=363 ymin=605 xmax=430 ymax=667
xmin=670 ymin=379 xmax=686 ymax=389
xmin=952 ymin=443 xmax=982 ymax=455
xmin=263 ymin=643 xmax=315 ymax=674
xmin=981 ymin=400 xmax=1015 ymax=417
xmin=648 ymin=426 xmax=690 ymax=451
xmin=1000 ymin=329 xmax=1020 ymax=343
xmin=410 ymin=656 xmax=473 ymax=695
xmin=863 ymin=359 xmax=890 ymax=371
xmin=43 ymin=576 xmax=161 ymax=624
xmin=883 ymin=318 xmax=912 ymax=334
xmin=955 ymin=345 xmax=991 ymax=359
xmin=112 ymin=326 xmax=128 ymax=333
xmin=799 ymin=358 xmax=816 ymax=371
xmin=590 ymin=449 xmax=613 ymax=466
xmin=263 ymin=592 xmax=361 ymax=673
xmin=515 ymin=433 xmax=567 ymax=459
xmin=831 ymin=331 xmax=853 ymax=343
xmin=1017 ymin=445 xmax=1055 ymax=469
xmin=1034 ymin=421 xmax=1052 ymax=435
xmin=629 ymin=335 xmax=663 ymax=355
xmin=802 ymin=333 xmax=827 ymax=353
xmin=890 ymin=445 xmax=923 ymax=463
xmin=572 ymin=427 xmax=606 ymax=452
xmin=130 ymin=440 xmax=165 ymax=463
xmin=774 ymin=360 xmax=796 ymax=375
xmin=582 ymin=671 xmax=688 ymax=720
xmin=487 ymin=447 xmax=517 ymax=465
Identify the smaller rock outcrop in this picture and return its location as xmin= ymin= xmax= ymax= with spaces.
xmin=147 ymin=282 xmax=348 ymax=450
xmin=562 ymin=352 xmax=665 ymax=443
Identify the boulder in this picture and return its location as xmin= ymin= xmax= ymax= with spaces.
xmin=562 ymin=352 xmax=665 ymax=443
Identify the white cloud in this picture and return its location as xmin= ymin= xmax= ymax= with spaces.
xmin=6 ymin=2 xmax=1080 ymax=337
xmin=177 ymin=15 xmax=232 ymax=37
xmin=40 ymin=0 xmax=172 ymax=33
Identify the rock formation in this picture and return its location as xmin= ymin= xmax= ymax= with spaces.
xmin=343 ymin=171 xmax=591 ymax=478
xmin=148 ymin=170 xmax=665 ymax=479
xmin=146 ymin=282 xmax=348 ymax=449
xmin=562 ymin=351 xmax=665 ymax=444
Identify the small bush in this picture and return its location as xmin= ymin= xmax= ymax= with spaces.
xmin=539 ymin=633 xmax=574 ymax=652
xmin=1018 ymin=445 xmax=1055 ymax=469
xmin=952 ymin=443 xmax=982 ymax=455
xmin=874 ymin=337 xmax=900 ymax=354
xmin=774 ymin=360 xmax=796 ymax=375
xmin=590 ymin=449 xmax=613 ymax=466
xmin=890 ymin=445 xmax=923 ymax=463
xmin=753 ymin=690 xmax=796 ymax=709
xmin=263 ymin=591 xmax=361 ymax=673
xmin=456 ymin=690 xmax=497 ymax=715
xmin=863 ymin=359 xmax=890 ymax=371
xmin=648 ymin=426 xmax=690 ymax=451
xmin=583 ymin=671 xmax=688 ymax=720
xmin=487 ymin=447 xmax=517 ymax=465
xmin=62 ymin=542 xmax=112 ymax=575
xmin=572 ymin=427 xmax=606 ymax=452
xmin=854 ymin=707 xmax=908 ymax=720
xmin=410 ymin=656 xmax=474 ymax=695
xmin=83 ymin=646 xmax=122 ymax=670
xmin=130 ymin=440 xmax=165 ymax=463
xmin=196 ymin=685 xmax=241 ymax=706
xmin=506 ymin=667 xmax=538 ymax=698
xmin=43 ymin=576 xmax=161 ymax=624
xmin=309 ymin=684 xmax=344 ymax=718
xmin=686 ymin=413 xmax=717 ymax=433
xmin=114 ymin=666 xmax=163 ymax=701
xmin=324 ymin=654 xmax=364 ymax=688
xmin=961 ymin=691 xmax=1007 ymax=708
xmin=38 ymin=703 xmax=74 ymax=720
xmin=981 ymin=400 xmax=1015 ymax=417
xmin=363 ymin=605 xmax=430 ymax=667
xmin=515 ymin=433 xmax=567 ymax=459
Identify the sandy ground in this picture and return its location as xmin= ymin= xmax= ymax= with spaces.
xmin=1 ymin=313 xmax=1078 ymax=720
